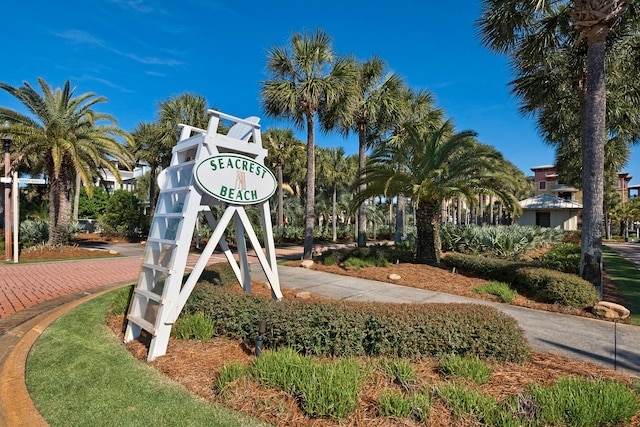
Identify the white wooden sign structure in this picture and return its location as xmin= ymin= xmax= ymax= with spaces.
xmin=124 ymin=110 xmax=282 ymax=361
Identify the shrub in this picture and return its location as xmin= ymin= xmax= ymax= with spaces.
xmin=378 ymin=389 xmax=430 ymax=422
xmin=19 ymin=218 xmax=49 ymax=246
xmin=99 ymin=190 xmax=145 ymax=238
xmin=379 ymin=359 xmax=419 ymax=390
xmin=184 ymin=280 xmax=530 ymax=363
xmin=532 ymin=242 xmax=581 ymax=273
xmin=443 ymin=253 xmax=599 ymax=308
xmin=440 ymin=224 xmax=564 ymax=259
xmin=108 ymin=285 xmax=134 ymax=317
xmin=472 ymin=281 xmax=518 ymax=303
xmin=249 ymin=347 xmax=366 ymax=419
xmin=439 ymin=354 xmax=492 ymax=385
xmin=317 ymin=244 xmax=414 ymax=266
xmin=216 ymin=362 xmax=247 ymax=392
xmin=171 ymin=311 xmax=217 ymax=341
xmin=513 ymin=267 xmax=599 ymax=308
xmin=527 ymin=377 xmax=639 ymax=426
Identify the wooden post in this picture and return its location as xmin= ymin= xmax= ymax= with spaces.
xmin=3 ymin=139 xmax=11 ymax=261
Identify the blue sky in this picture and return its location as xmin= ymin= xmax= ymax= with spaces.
xmin=3 ymin=0 xmax=638 ymax=183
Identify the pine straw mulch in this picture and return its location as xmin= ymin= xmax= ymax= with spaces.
xmin=108 ymin=273 xmax=640 ymax=427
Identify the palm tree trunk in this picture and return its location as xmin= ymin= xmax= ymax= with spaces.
xmin=332 ymin=184 xmax=337 ymax=242
xmin=277 ymin=164 xmax=284 ymax=242
xmin=415 ymin=199 xmax=441 ymax=264
xmin=580 ymin=25 xmax=607 ymax=294
xmin=149 ymin=166 xmax=158 ymax=217
xmin=72 ymin=172 xmax=81 ymax=221
xmin=357 ymin=124 xmax=367 ymax=247
xmin=303 ymin=114 xmax=316 ymax=259
xmin=395 ymin=194 xmax=405 ymax=243
xmin=48 ymin=177 xmax=70 ymax=246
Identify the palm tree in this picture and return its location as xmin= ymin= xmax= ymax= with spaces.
xmin=158 ymin=92 xmax=209 ymax=146
xmin=356 ymin=121 xmax=519 ymax=264
xmin=260 ymin=28 xmax=355 ymax=259
xmin=478 ymin=0 xmax=635 ymax=289
xmin=0 ymin=78 xmax=133 ymax=245
xmin=384 ymin=87 xmax=444 ymax=243
xmin=263 ymin=128 xmax=301 ymax=241
xmin=130 ymin=122 xmax=169 ymax=216
xmin=321 ymin=56 xmax=405 ymax=247
xmin=317 ymin=146 xmax=352 ymax=242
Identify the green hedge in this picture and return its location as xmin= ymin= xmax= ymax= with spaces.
xmin=184 ymin=266 xmax=530 ymax=363
xmin=442 ymin=253 xmax=598 ymax=308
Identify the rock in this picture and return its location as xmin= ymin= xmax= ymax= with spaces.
xmin=108 ymin=249 xmax=119 ymax=255
xmin=300 ymin=259 xmax=315 ymax=269
xmin=388 ymin=273 xmax=402 ymax=281
xmin=592 ymin=301 xmax=630 ymax=320
xmin=295 ymin=291 xmax=312 ymax=299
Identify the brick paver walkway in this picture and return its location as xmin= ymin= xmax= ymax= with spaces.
xmin=0 ymin=258 xmax=144 ymax=319
xmin=0 ymin=242 xmax=317 ymax=321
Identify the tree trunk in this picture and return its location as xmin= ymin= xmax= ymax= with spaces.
xmin=48 ymin=176 xmax=70 ymax=246
xmin=415 ymin=199 xmax=441 ymax=264
xmin=332 ymin=184 xmax=337 ymax=242
xmin=277 ymin=164 xmax=284 ymax=242
xmin=303 ymin=113 xmax=316 ymax=259
xmin=72 ymin=172 xmax=81 ymax=221
xmin=395 ymin=195 xmax=406 ymax=244
xmin=149 ymin=165 xmax=158 ymax=217
xmin=580 ymin=25 xmax=607 ymax=295
xmin=357 ymin=123 xmax=367 ymax=247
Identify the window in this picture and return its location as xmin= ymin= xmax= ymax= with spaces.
xmin=538 ymin=181 xmax=547 ymax=191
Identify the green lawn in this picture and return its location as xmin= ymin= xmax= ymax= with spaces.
xmin=26 ymin=292 xmax=269 ymax=427
xmin=603 ymin=247 xmax=640 ymax=325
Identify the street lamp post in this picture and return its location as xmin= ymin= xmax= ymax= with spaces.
xmin=3 ymin=138 xmax=11 ymax=261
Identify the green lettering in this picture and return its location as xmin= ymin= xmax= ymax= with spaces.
xmin=227 ymin=158 xmax=234 ymax=168
xmin=210 ymin=159 xmax=217 ymax=171
xmin=228 ymin=188 xmax=235 ymax=199
xmin=251 ymin=190 xmax=257 ymax=200
xmin=220 ymin=185 xmax=228 ymax=196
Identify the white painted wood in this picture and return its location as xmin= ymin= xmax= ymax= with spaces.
xmin=124 ymin=110 xmax=282 ymax=361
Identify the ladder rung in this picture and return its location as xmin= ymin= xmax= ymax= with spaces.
xmin=134 ymin=288 xmax=164 ymax=303
xmin=159 ymin=186 xmax=191 ymax=195
xmin=153 ymin=212 xmax=184 ymax=219
xmin=167 ymin=160 xmax=196 ymax=170
xmin=141 ymin=262 xmax=167 ymax=271
xmin=141 ymin=262 xmax=171 ymax=274
xmin=126 ymin=315 xmax=157 ymax=334
xmin=146 ymin=238 xmax=178 ymax=246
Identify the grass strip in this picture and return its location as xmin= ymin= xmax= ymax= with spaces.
xmin=603 ymin=247 xmax=640 ymax=325
xmin=26 ymin=291 xmax=269 ymax=427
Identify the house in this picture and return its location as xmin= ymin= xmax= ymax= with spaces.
xmin=518 ymin=193 xmax=583 ymax=230
xmin=518 ymin=165 xmax=636 ymax=231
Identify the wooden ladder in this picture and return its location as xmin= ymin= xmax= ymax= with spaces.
xmin=124 ymin=110 xmax=282 ymax=361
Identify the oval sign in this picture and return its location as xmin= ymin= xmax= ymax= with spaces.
xmin=194 ymin=154 xmax=276 ymax=205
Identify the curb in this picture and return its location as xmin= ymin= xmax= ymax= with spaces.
xmin=0 ymin=284 xmax=130 ymax=427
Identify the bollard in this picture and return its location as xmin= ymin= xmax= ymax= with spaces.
xmin=255 ymin=320 xmax=266 ymax=357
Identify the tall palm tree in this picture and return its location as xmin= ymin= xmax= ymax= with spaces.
xmin=260 ymin=28 xmax=355 ymax=259
xmin=321 ymin=56 xmax=405 ymax=247
xmin=130 ymin=122 xmax=169 ymax=216
xmin=356 ymin=121 xmax=519 ymax=264
xmin=478 ymin=0 xmax=635 ymax=289
xmin=317 ymin=146 xmax=352 ymax=242
xmin=0 ymin=78 xmax=133 ymax=245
